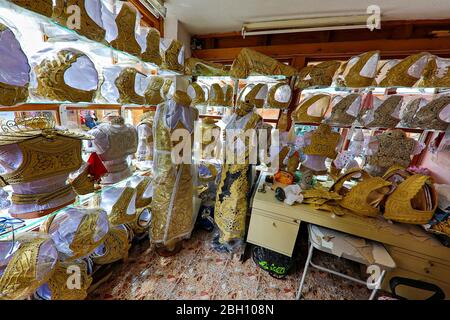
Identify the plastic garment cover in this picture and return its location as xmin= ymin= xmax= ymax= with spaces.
xmin=0 ymin=22 xmax=30 ymax=106
xmin=44 ymin=208 xmax=109 ymax=261
xmin=10 ymin=0 xmax=53 ymax=17
xmin=52 ymin=0 xmax=106 ymax=43
xmin=377 ymin=53 xmax=431 ymax=87
xmin=334 ymin=51 xmax=379 ymax=87
xmin=87 ymin=122 xmax=138 ymax=184
xmin=34 ymin=258 xmax=92 ymax=300
xmin=0 ymin=233 xmax=58 ymax=300
xmin=230 ymin=48 xmax=297 ymax=79
xmin=90 ymin=224 xmax=131 ymax=265
xmin=151 ymin=94 xmax=197 ymax=246
xmin=214 ymin=108 xmax=263 ymax=244
xmin=32 ymin=48 xmax=99 ymax=103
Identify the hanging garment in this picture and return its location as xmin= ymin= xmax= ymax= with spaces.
xmin=151 ymin=91 xmax=197 ymax=246
xmin=87 ymin=119 xmax=138 ymax=184
xmin=0 ymin=23 xmax=30 ymax=106
xmin=0 ymin=117 xmax=92 ymax=219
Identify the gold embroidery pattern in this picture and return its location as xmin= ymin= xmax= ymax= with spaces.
xmin=35 ymin=50 xmax=97 ymax=103
xmin=296 ymin=61 xmax=341 ymax=89
xmin=189 ymin=82 xmax=206 ymax=106
xmin=208 ymin=83 xmax=225 ymax=106
xmin=115 ymin=68 xmax=145 ymax=105
xmin=379 ymin=53 xmax=428 ymax=87
xmin=109 ymin=3 xmax=141 ymax=56
xmin=326 ymin=94 xmax=360 ymax=126
xmin=292 ymin=94 xmax=330 ymax=124
xmin=368 ymin=130 xmax=415 ymax=169
xmin=411 ymin=95 xmax=450 ymax=130
xmin=144 ymin=76 xmax=164 ymax=105
xmin=267 ymin=83 xmax=291 ymax=109
xmin=185 ymin=58 xmax=228 ymax=76
xmin=141 ymin=28 xmax=162 ymax=66
xmin=399 ymin=98 xmax=423 ymax=128
xmin=417 ymin=58 xmax=450 ymax=88
xmin=384 ymin=174 xmax=437 ymax=224
xmin=108 ymin=187 xmax=136 ymax=226
xmin=302 ymin=124 xmax=340 ymax=159
xmin=90 ymin=226 xmax=131 ymax=265
xmin=69 ymin=211 xmax=107 ymax=260
xmin=341 ymin=51 xmax=379 ymax=87
xmin=365 ymin=95 xmax=402 ymax=128
xmin=135 ymin=177 xmax=152 ymax=208
xmin=46 ymin=260 xmax=92 ymax=300
xmin=162 ymin=40 xmax=184 ymax=72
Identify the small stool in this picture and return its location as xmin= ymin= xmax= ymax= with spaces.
xmin=296 ymin=224 xmax=396 ymax=300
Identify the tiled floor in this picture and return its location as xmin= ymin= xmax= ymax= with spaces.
xmin=88 ymin=228 xmax=380 ymax=300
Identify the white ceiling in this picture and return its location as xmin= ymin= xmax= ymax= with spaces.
xmin=165 ymin=0 xmax=450 ymax=35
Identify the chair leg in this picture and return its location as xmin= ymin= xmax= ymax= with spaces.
xmin=296 ymin=243 xmax=314 ymax=300
xmin=369 ymin=270 xmax=386 ymax=300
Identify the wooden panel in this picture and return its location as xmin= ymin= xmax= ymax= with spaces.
xmin=247 ymin=210 xmax=300 ymax=257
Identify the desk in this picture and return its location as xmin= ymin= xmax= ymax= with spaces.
xmin=247 ymin=173 xmax=450 ymax=299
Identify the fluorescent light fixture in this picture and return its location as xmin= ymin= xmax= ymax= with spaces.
xmin=241 ymin=15 xmax=375 ymax=38
xmin=140 ymin=0 xmax=167 ymax=19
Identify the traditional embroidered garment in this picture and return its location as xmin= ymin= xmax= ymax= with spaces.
xmin=214 ymin=85 xmax=263 ymax=244
xmin=0 ymin=117 xmax=92 ymax=219
xmin=398 ymin=97 xmax=428 ymax=128
xmin=161 ymin=40 xmax=184 ymax=72
xmin=199 ymin=117 xmax=220 ymax=159
xmin=0 ymin=234 xmax=58 ymax=300
xmin=34 ymin=49 xmax=99 ymax=103
xmin=326 ymin=94 xmax=361 ymax=126
xmin=11 ymin=0 xmax=53 ymax=17
xmin=336 ymin=51 xmax=379 ymax=87
xmin=296 ymin=61 xmax=341 ymax=89
xmin=187 ymin=82 xmax=208 ymax=106
xmin=238 ymin=83 xmax=267 ymax=109
xmin=267 ymin=82 xmax=292 ymax=109
xmin=42 ymin=208 xmax=109 ymax=261
xmin=136 ymin=111 xmax=155 ymax=163
xmin=0 ymin=23 xmax=30 ymax=106
xmin=151 ymin=91 xmax=197 ymax=246
xmin=109 ymin=2 xmax=141 ymax=56
xmin=366 ymin=130 xmax=416 ymax=175
xmin=384 ymin=174 xmax=437 ymax=224
xmin=53 ymin=0 xmax=105 ymax=42
xmin=411 ymin=95 xmax=450 ymax=130
xmin=230 ymin=48 xmax=297 ymax=79
xmin=90 ymin=224 xmax=132 ymax=265
xmin=141 ymin=27 xmax=162 ymax=66
xmin=125 ymin=176 xmax=152 ymax=236
xmin=115 ymin=67 xmax=146 ymax=105
xmin=87 ymin=118 xmax=138 ymax=184
xmin=330 ymin=168 xmax=391 ymax=217
xmin=300 ymin=124 xmax=341 ymax=174
xmin=144 ymin=76 xmax=164 ymax=105
xmin=292 ymin=94 xmax=331 ymax=124
xmin=362 ymin=95 xmax=403 ymax=128
xmin=185 ymin=58 xmax=228 ymax=76
xmin=378 ymin=53 xmax=430 ymax=87
xmin=416 ymin=56 xmax=450 ymax=88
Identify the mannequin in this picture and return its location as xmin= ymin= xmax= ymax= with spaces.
xmin=136 ymin=110 xmax=155 ymax=169
xmin=86 ymin=114 xmax=138 ymax=184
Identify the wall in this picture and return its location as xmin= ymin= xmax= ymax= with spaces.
xmin=419 ymin=133 xmax=450 ymax=184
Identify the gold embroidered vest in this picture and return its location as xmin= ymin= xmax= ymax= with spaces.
xmin=0 ymin=236 xmax=57 ymax=300
xmin=230 ymin=48 xmax=297 ymax=79
xmin=330 ymin=168 xmax=391 ymax=217
xmin=162 ymin=40 xmax=184 ymax=72
xmin=144 ymin=76 xmax=164 ymax=105
xmin=292 ymin=94 xmax=330 ymax=124
xmin=35 ymin=50 xmax=97 ymax=103
xmin=302 ymin=124 xmax=340 ymax=159
xmin=267 ymin=82 xmax=291 ymax=109
xmin=379 ymin=53 xmax=429 ymax=87
xmin=141 ymin=28 xmax=162 ymax=66
xmin=11 ymin=0 xmax=53 ymax=17
xmin=411 ymin=95 xmax=450 ymax=130
xmin=109 ymin=3 xmax=141 ymax=56
xmin=367 ymin=130 xmax=415 ymax=169
xmin=399 ymin=98 xmax=423 ymax=128
xmin=366 ymin=95 xmax=403 ymax=128
xmin=53 ymin=0 xmax=105 ymax=43
xmin=327 ymin=94 xmax=360 ymax=126
xmin=115 ymin=67 xmax=145 ymax=105
xmin=384 ymin=174 xmax=437 ymax=224
xmin=90 ymin=225 xmax=131 ymax=265
xmin=341 ymin=51 xmax=379 ymax=87
xmin=417 ymin=57 xmax=450 ymax=88
xmin=296 ymin=61 xmax=341 ymax=89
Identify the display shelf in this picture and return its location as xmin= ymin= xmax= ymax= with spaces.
xmin=0 ymin=0 xmax=183 ymax=76
xmin=0 ymin=169 xmax=151 ymax=241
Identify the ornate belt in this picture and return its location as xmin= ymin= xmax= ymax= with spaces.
xmin=11 ymin=184 xmax=74 ymax=206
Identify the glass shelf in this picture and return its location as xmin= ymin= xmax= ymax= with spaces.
xmin=0 ymin=0 xmax=183 ymax=76
xmin=0 ymin=169 xmax=150 ymax=241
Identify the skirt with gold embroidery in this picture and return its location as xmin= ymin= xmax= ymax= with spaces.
xmin=214 ymin=164 xmax=251 ymax=243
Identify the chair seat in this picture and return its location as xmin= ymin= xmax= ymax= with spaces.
xmin=309 ymin=224 xmax=396 ymax=270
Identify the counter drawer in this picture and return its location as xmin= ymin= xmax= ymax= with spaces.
xmin=247 ymin=211 xmax=300 ymax=257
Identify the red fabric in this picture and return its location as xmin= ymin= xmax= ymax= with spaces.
xmin=87 ymin=153 xmax=108 ymax=181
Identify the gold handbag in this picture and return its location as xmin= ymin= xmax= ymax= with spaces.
xmin=53 ymin=0 xmax=105 ymax=43
xmin=109 ymin=3 xmax=141 ymax=56
xmin=11 ymin=0 xmax=53 ymax=17
xmin=141 ymin=28 xmax=162 ymax=66
xmin=292 ymin=94 xmax=330 ymax=124
xmin=330 ymin=168 xmax=391 ymax=217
